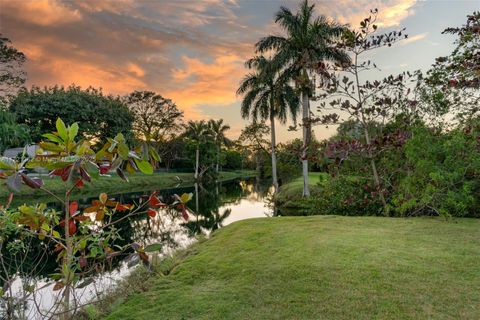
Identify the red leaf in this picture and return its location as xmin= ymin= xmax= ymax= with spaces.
xmin=79 ymin=257 xmax=87 ymax=269
xmin=149 ymin=196 xmax=165 ymax=208
xmin=69 ymin=201 xmax=78 ymax=215
xmin=116 ymin=203 xmax=133 ymax=211
xmin=79 ymin=167 xmax=91 ymax=182
xmin=69 ymin=220 xmax=77 ymax=234
xmin=147 ymin=209 xmax=157 ymax=218
xmin=99 ymin=165 xmax=110 ymax=174
xmin=61 ymin=166 xmax=72 ymax=182
xmin=181 ymin=206 xmax=189 ymax=221
xmin=138 ymin=252 xmax=149 ymax=264
xmin=20 ymin=173 xmax=43 ymax=189
xmin=53 ymin=282 xmax=64 ymax=291
xmin=74 ymin=178 xmax=84 ymax=188
xmin=60 ymin=220 xmax=77 ymax=235
xmin=50 ymin=168 xmax=65 ymax=177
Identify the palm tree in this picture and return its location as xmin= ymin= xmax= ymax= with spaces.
xmin=237 ymin=56 xmax=299 ymax=194
xmin=255 ymin=0 xmax=350 ymax=196
xmin=183 ymin=120 xmax=210 ymax=180
xmin=208 ymin=119 xmax=231 ymax=174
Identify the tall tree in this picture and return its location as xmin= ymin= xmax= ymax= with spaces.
xmin=238 ymin=122 xmax=271 ymax=176
xmin=322 ymin=10 xmax=408 ymax=212
xmin=237 ymin=56 xmax=299 ymax=193
xmin=124 ymin=91 xmax=183 ymax=142
xmin=183 ymin=120 xmax=211 ymax=180
xmin=425 ymin=11 xmax=480 ymax=123
xmin=10 ymin=86 xmax=134 ymax=144
xmin=208 ymin=119 xmax=231 ymax=173
xmin=255 ymin=0 xmax=349 ymax=196
xmin=0 ymin=35 xmax=26 ymax=104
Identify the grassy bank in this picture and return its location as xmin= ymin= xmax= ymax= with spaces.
xmin=0 ymin=170 xmax=256 ymax=205
xmin=99 ymin=216 xmax=480 ymax=319
xmin=275 ymin=172 xmax=327 ymax=214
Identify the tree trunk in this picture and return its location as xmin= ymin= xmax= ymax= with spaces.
xmin=363 ymin=127 xmax=388 ymax=212
xmin=216 ymin=145 xmax=220 ymax=174
xmin=270 ymin=114 xmax=279 ymax=194
xmin=61 ymin=196 xmax=73 ymax=320
xmin=194 ymin=145 xmax=199 ymax=180
xmin=301 ymin=89 xmax=311 ymax=197
xmin=194 ymin=182 xmax=199 ymax=213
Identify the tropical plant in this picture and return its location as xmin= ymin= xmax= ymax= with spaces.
xmin=237 ymin=56 xmax=299 ymax=193
xmin=0 ymin=118 xmax=191 ymax=319
xmin=255 ymin=0 xmax=349 ymax=196
xmin=208 ymin=119 xmax=231 ymax=173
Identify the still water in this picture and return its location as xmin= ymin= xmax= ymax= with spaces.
xmin=2 ymin=178 xmax=273 ymax=319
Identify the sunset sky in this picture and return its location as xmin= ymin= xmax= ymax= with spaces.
xmin=0 ymin=0 xmax=478 ymax=141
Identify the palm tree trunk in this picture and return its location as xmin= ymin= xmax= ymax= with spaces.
xmin=194 ymin=145 xmax=200 ymax=180
xmin=216 ymin=145 xmax=220 ymax=174
xmin=270 ymin=114 xmax=279 ymax=194
xmin=301 ymin=89 xmax=310 ymax=197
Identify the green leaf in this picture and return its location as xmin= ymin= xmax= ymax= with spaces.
xmin=39 ymin=142 xmax=64 ymax=153
xmin=118 ymin=143 xmax=129 ymax=159
xmin=144 ymin=243 xmax=162 ymax=252
xmin=134 ymin=158 xmax=153 ymax=174
xmin=114 ymin=133 xmax=125 ymax=142
xmin=53 ymin=230 xmax=60 ymax=238
xmin=42 ymin=133 xmax=63 ymax=143
xmin=149 ymin=148 xmax=160 ymax=161
xmin=6 ymin=173 xmax=22 ymax=192
xmin=68 ymin=123 xmax=79 ymax=140
xmin=41 ymin=223 xmax=50 ymax=232
xmin=0 ymin=157 xmax=16 ymax=170
xmin=56 ymin=118 xmax=68 ymax=141
xmin=79 ymin=239 xmax=87 ymax=250
xmin=85 ymin=161 xmax=100 ymax=179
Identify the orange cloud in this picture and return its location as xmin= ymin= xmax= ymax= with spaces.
xmin=127 ymin=63 xmax=146 ymax=78
xmin=167 ymin=54 xmax=246 ymax=118
xmin=0 ymin=0 xmax=82 ymax=26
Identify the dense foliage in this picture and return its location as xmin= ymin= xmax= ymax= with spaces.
xmin=10 ymin=86 xmax=134 ymax=143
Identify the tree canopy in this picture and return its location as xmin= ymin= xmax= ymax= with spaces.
xmin=10 ymin=85 xmax=134 ymax=143
xmin=124 ymin=91 xmax=183 ymax=142
xmin=0 ymin=35 xmax=26 ymax=104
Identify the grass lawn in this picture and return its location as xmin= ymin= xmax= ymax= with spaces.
xmin=275 ymin=172 xmax=327 ymax=213
xmin=0 ymin=170 xmax=255 ymax=205
xmin=102 ymin=216 xmax=480 ymax=319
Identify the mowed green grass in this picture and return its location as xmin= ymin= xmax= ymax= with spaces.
xmin=104 ymin=216 xmax=480 ymax=319
xmin=275 ymin=172 xmax=327 ymax=212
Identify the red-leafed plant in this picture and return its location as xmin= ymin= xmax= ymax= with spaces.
xmin=0 ymin=118 xmax=191 ymax=319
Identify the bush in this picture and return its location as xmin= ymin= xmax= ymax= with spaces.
xmin=392 ymin=126 xmax=480 ymax=217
